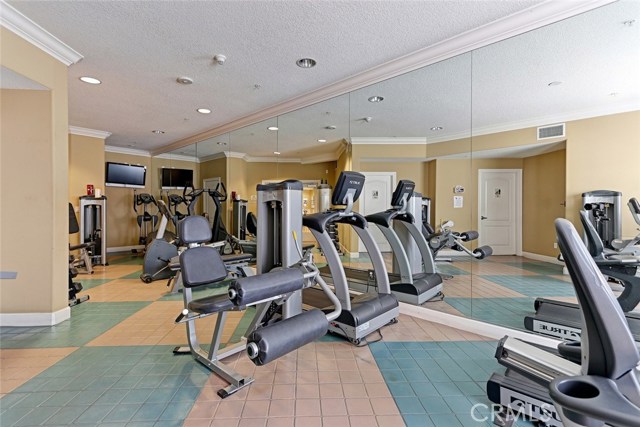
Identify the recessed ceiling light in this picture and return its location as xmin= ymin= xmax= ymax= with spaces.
xmin=324 ymin=125 xmax=336 ymax=130
xmin=176 ymin=76 xmax=193 ymax=85
xmin=547 ymin=81 xmax=563 ymax=86
xmin=217 ymin=141 xmax=227 ymax=146
xmin=273 ymin=151 xmax=281 ymax=155
xmin=79 ymin=76 xmax=101 ymax=85
xmin=623 ymin=19 xmax=636 ymax=27
xmin=430 ymin=126 xmax=443 ymax=131
xmin=317 ymin=139 xmax=327 ymax=143
xmin=296 ymin=58 xmax=317 ymax=68
xmin=368 ymin=96 xmax=384 ymax=103
xmin=609 ymin=92 xmax=620 ymax=97
xmin=152 ymin=130 xmax=165 ymax=134
xmin=197 ymin=108 xmax=211 ymax=114
xmin=267 ymin=126 xmax=279 ymax=131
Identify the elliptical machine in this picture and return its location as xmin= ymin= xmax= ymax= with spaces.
xmin=133 ymin=191 xmax=159 ymax=246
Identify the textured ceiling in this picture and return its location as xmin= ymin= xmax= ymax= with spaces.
xmin=169 ymin=0 xmax=640 ymax=161
xmin=6 ymin=0 xmax=544 ymax=153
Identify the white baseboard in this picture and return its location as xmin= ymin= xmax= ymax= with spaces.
xmin=521 ymin=251 xmax=564 ymax=265
xmin=400 ymin=303 xmax=561 ymax=349
xmin=0 ymin=306 xmax=71 ymax=326
xmin=107 ymin=245 xmax=144 ymax=253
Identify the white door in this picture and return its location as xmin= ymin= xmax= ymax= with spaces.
xmin=203 ymin=177 xmax=221 ymax=228
xmin=359 ymin=172 xmax=396 ymax=253
xmin=478 ymin=169 xmax=521 ymax=255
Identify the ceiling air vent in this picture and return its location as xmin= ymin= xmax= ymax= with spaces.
xmin=537 ymin=123 xmax=565 ymax=140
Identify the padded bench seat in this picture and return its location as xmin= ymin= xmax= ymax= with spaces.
xmin=188 ymin=293 xmax=234 ymax=314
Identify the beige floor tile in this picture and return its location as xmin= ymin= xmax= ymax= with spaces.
xmin=349 ymin=415 xmax=378 ymax=427
xmin=0 ymin=347 xmax=77 ymax=394
xmin=321 ymin=416 xmax=349 ymax=427
xmin=267 ymin=417 xmax=295 ymax=427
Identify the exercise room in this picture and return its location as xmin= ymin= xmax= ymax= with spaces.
xmin=1 ymin=1 xmax=639 ymax=426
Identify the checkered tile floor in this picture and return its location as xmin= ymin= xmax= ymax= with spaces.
xmin=0 ymin=252 xmax=576 ymax=426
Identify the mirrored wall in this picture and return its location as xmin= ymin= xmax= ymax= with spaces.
xmin=152 ymin=0 xmax=639 ymax=332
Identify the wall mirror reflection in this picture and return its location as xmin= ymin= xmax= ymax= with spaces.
xmin=467 ymin=0 xmax=640 ymax=332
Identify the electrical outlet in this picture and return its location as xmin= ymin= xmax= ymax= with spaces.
xmin=553 ymin=242 xmax=558 ymax=248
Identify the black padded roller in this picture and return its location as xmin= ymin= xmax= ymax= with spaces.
xmin=228 ymin=268 xmax=304 ymax=306
xmin=460 ymin=230 xmax=479 ymax=241
xmin=473 ymin=245 xmax=493 ymax=259
xmin=246 ymin=309 xmax=328 ymax=366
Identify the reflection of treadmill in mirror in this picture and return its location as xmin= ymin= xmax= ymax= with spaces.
xmin=363 ymin=180 xmax=443 ymax=305
xmin=303 ymin=171 xmax=399 ymax=345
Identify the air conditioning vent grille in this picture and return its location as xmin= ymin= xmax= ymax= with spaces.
xmin=538 ymin=123 xmax=565 ymax=140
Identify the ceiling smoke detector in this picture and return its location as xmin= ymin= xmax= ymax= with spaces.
xmin=325 ymin=125 xmax=336 ymax=130
xmin=176 ymin=76 xmax=193 ymax=85
xmin=213 ymin=54 xmax=227 ymax=65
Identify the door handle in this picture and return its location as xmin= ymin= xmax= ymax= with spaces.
xmin=481 ymin=216 xmax=488 ymax=220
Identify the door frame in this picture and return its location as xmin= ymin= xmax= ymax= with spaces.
xmin=358 ymin=171 xmax=397 ymax=253
xmin=477 ymin=169 xmax=522 ymax=256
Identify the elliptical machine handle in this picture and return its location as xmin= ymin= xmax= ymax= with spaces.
xmin=215 ymin=182 xmax=228 ymax=202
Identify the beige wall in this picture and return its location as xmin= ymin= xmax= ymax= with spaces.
xmin=69 ymin=134 xmax=105 ymax=245
xmin=103 ymin=152 xmax=153 ymax=248
xmin=523 ymin=149 xmax=566 ymax=256
xmin=1 ymin=28 xmax=69 ymax=318
xmin=565 ymin=111 xmax=640 ymax=239
xmin=360 ymin=161 xmax=425 ymax=194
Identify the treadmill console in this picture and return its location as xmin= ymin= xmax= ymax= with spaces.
xmin=391 ymin=180 xmax=415 ymax=208
xmin=332 ymin=171 xmax=365 ymax=206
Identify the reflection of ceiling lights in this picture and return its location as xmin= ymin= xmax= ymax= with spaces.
xmin=176 ymin=76 xmax=193 ymax=85
xmin=217 ymin=141 xmax=227 ymax=146
xmin=324 ymin=125 xmax=336 ymax=130
xmin=317 ymin=139 xmax=327 ymax=143
xmin=273 ymin=151 xmax=281 ymax=155
xmin=197 ymin=108 xmax=211 ymax=114
xmin=79 ymin=76 xmax=101 ymax=84
xmin=430 ymin=126 xmax=443 ymax=131
xmin=368 ymin=96 xmax=384 ymax=103
xmin=609 ymin=92 xmax=620 ymax=97
xmin=152 ymin=130 xmax=165 ymax=134
xmin=296 ymin=58 xmax=317 ymax=68
xmin=267 ymin=126 xmax=279 ymax=131
xmin=547 ymin=81 xmax=563 ymax=86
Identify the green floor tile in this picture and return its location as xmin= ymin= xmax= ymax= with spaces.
xmin=0 ymin=302 xmax=150 ymax=348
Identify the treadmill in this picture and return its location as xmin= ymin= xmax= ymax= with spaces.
xmin=487 ymin=218 xmax=640 ymax=427
xmin=303 ymin=171 xmax=399 ymax=345
xmin=364 ymin=180 xmax=443 ymax=305
xmin=524 ymin=210 xmax=640 ymax=341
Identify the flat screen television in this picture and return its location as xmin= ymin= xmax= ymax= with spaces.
xmin=161 ymin=168 xmax=193 ymax=189
xmin=105 ymin=162 xmax=146 ymax=188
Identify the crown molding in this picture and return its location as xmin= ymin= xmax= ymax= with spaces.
xmin=300 ymin=152 xmax=339 ymax=165
xmin=104 ymin=146 xmax=151 ymax=157
xmin=350 ymin=137 xmax=427 ymax=145
xmin=246 ymin=156 xmax=302 ymax=163
xmin=470 ymin=102 xmax=640 ymax=138
xmin=153 ymin=153 xmax=200 ymax=163
xmin=154 ymin=0 xmax=613 ymax=156
xmin=69 ymin=126 xmax=111 ymax=139
xmin=0 ymin=0 xmax=83 ymax=66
